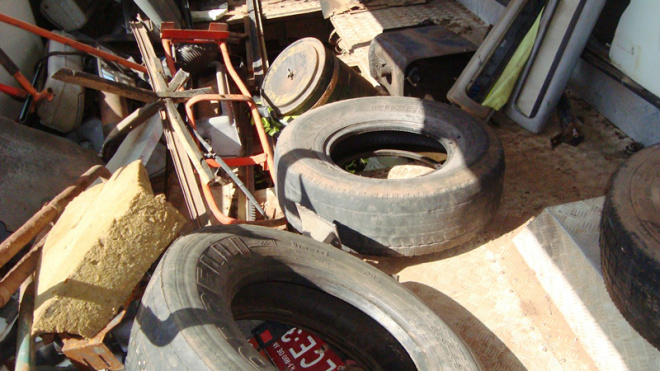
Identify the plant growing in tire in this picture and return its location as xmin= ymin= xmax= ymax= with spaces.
xmin=274 ymin=97 xmax=504 ymax=256
xmin=126 ymin=225 xmax=482 ymax=371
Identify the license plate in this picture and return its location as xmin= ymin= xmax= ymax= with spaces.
xmin=251 ymin=323 xmax=347 ymax=371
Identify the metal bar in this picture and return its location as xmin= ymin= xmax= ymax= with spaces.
xmin=0 ymin=13 xmax=146 ymax=73
xmin=0 ymin=233 xmax=46 ymax=308
xmin=184 ymin=93 xmax=254 ymax=129
xmin=132 ymin=21 xmax=211 ymax=226
xmin=161 ymin=38 xmax=177 ymax=77
xmin=19 ymin=62 xmax=45 ymax=124
xmin=192 ymin=130 xmax=267 ymax=217
xmin=14 ymin=276 xmax=35 ymax=371
xmin=238 ymin=166 xmax=256 ymax=221
xmin=246 ymin=0 xmax=267 ymax=85
xmin=161 ymin=27 xmax=230 ymax=42
xmin=53 ymin=68 xmax=157 ymax=102
xmin=61 ymin=309 xmax=127 ymax=371
xmin=0 ymin=165 xmax=111 ymax=271
xmin=132 ymin=22 xmax=215 ymax=185
xmin=0 ymin=47 xmax=20 ymax=75
xmin=12 ymin=71 xmax=52 ymax=102
xmin=0 ymin=48 xmax=51 ymax=102
xmin=206 ymin=154 xmax=267 ymax=167
xmin=164 ymin=124 xmax=210 ymax=227
xmin=0 ymin=83 xmax=28 ymax=99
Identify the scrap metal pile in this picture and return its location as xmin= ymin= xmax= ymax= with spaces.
xmin=0 ymin=1 xmax=658 ymax=371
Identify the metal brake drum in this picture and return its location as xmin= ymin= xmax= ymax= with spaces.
xmin=262 ymin=37 xmax=377 ymax=116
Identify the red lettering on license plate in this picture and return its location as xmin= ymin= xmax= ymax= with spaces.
xmin=252 ymin=327 xmax=345 ymax=371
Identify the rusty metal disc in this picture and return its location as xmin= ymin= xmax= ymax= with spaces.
xmin=262 ymin=37 xmax=331 ymax=116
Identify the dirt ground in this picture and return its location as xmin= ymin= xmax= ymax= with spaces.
xmin=363 ymin=92 xmax=639 ymax=371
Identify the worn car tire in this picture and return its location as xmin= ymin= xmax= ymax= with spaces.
xmin=274 ymin=97 xmax=504 ymax=256
xmin=126 ymin=225 xmax=480 ymax=371
xmin=600 ymin=144 xmax=660 ymax=349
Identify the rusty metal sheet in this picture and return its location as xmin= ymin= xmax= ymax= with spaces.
xmin=320 ymin=0 xmax=428 ymax=18
xmin=62 ymin=310 xmax=128 ymax=371
xmin=225 ymin=0 xmax=323 ymax=23
xmin=331 ymin=0 xmax=488 ymax=52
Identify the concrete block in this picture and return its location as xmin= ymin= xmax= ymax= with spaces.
xmin=33 ymin=160 xmax=186 ymax=338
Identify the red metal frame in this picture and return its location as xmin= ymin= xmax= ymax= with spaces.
xmin=184 ymin=93 xmax=269 ymax=169
xmin=160 ymin=23 xmax=274 ymax=172
xmin=161 ymin=22 xmax=230 ymax=43
xmin=161 ymin=23 xmax=278 ymax=226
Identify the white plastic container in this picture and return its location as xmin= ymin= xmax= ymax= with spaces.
xmin=609 ymin=0 xmax=660 ymax=98
xmin=37 ymin=31 xmax=85 ymax=133
xmin=39 ymin=0 xmax=97 ymax=31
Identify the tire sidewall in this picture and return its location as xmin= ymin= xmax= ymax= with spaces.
xmin=274 ymin=97 xmax=504 ymax=254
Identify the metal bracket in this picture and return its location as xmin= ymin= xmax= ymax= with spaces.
xmin=295 ymin=203 xmax=342 ymax=249
xmin=61 ymin=309 xmax=127 ymax=371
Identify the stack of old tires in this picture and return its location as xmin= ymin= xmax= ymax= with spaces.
xmin=127 ymin=38 xmax=508 ymax=371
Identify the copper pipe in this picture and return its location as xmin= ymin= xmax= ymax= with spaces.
xmin=0 ymin=165 xmax=111 ymax=269
xmin=218 ymin=42 xmax=275 ymax=178
xmin=0 ymin=13 xmax=147 ymax=73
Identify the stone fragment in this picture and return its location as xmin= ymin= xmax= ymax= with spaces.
xmin=33 ymin=160 xmax=186 ymax=338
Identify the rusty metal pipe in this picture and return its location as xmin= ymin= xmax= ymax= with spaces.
xmin=0 ymin=165 xmax=111 ymax=269
xmin=0 ymin=13 xmax=147 ymax=74
xmin=0 ymin=233 xmax=46 ymax=308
